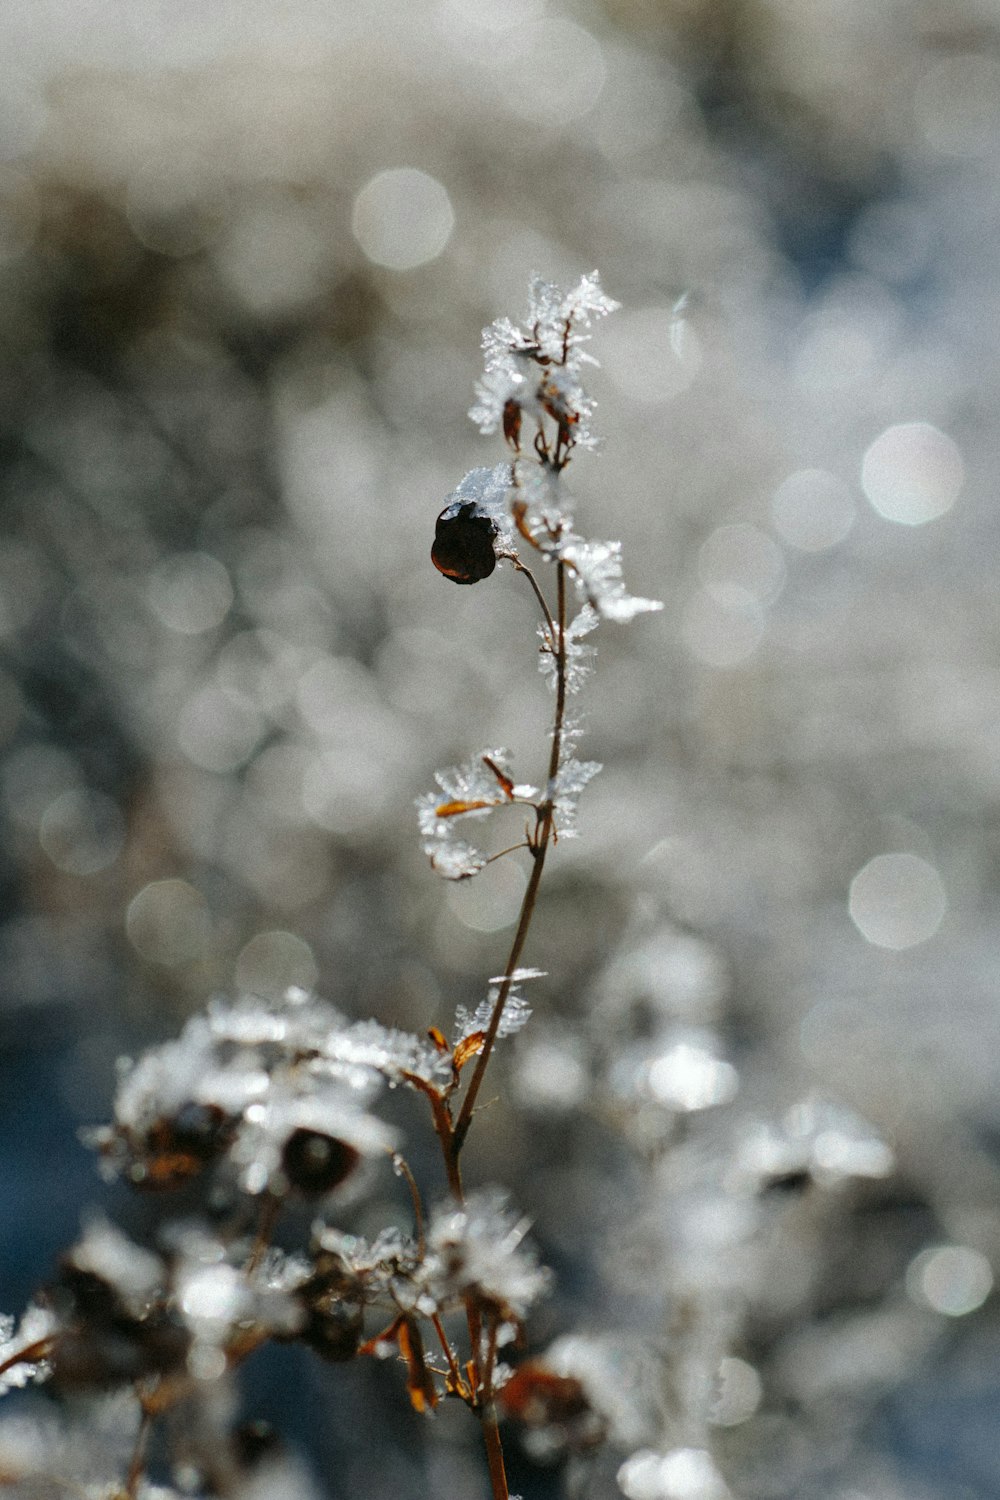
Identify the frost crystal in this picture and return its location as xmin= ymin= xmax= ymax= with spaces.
xmin=551 ymin=756 xmax=603 ymax=836
xmin=417 ymin=749 xmax=536 ymax=880
xmin=454 ymin=968 xmax=545 ymax=1042
xmin=0 ymin=1305 xmax=56 ymax=1396
xmin=421 ymin=1191 xmax=551 ymax=1319
xmin=440 ymin=463 xmax=517 ymax=554
xmin=470 ymin=271 xmax=619 ymax=450
xmin=320 ymin=1018 xmax=451 ymax=1089
xmin=559 ymin=537 xmax=663 ymax=624
xmin=539 ymin=605 xmax=599 ymax=694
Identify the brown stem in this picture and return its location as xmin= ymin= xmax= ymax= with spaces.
xmin=431 ymin=1312 xmax=469 ymax=1400
xmin=393 ymin=1151 xmax=426 ymax=1259
xmin=481 ymin=1401 xmax=511 ymax=1500
xmin=245 ymin=1192 xmax=281 ymax=1276
xmin=453 ymin=560 xmax=567 ymax=1154
xmin=427 ymin=553 xmax=569 ymax=1500
xmin=0 ymin=1335 xmax=55 ymax=1380
xmin=508 ymin=557 xmax=556 ymax=638
xmin=403 ymin=1071 xmax=463 ymax=1198
xmin=125 ymin=1401 xmax=154 ymax=1499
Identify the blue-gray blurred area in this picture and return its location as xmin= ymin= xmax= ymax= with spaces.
xmin=2 ymin=1 xmax=1000 ymax=1497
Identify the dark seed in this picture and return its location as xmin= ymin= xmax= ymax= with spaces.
xmin=431 ymin=501 xmax=497 ymax=584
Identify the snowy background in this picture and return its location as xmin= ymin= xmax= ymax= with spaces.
xmin=1 ymin=0 xmax=1000 ymax=1496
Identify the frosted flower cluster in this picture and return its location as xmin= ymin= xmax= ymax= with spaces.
xmin=96 ymin=988 xmax=454 ymax=1195
xmin=419 ymin=1191 xmax=551 ymax=1321
xmin=421 ymin=272 xmax=661 ymax=887
xmin=417 ymin=748 xmax=537 ymax=879
xmin=470 ymin=272 xmax=619 ymax=452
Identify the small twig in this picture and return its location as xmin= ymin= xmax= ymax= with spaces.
xmin=125 ymin=1400 xmax=155 ymax=1500
xmin=453 ymin=559 xmax=567 ymax=1154
xmin=482 ymin=840 xmax=532 ymax=866
xmin=431 ymin=1312 xmax=470 ymax=1400
xmin=0 ymin=1335 xmax=55 ymax=1380
xmin=393 ymin=1151 xmax=426 ymax=1259
xmin=245 ymin=1191 xmax=281 ymax=1276
xmin=481 ymin=1312 xmax=501 ymax=1398
xmin=507 ymin=557 xmax=556 ymax=637
xmin=403 ymin=1070 xmax=463 ymax=1198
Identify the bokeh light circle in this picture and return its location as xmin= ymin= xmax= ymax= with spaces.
xmin=235 ymin=930 xmax=318 ymax=1000
xmin=861 ymin=422 xmax=963 ymax=526
xmin=352 ymin=168 xmax=455 ymax=270
xmin=848 ymin=852 xmax=947 ymax=949
xmin=697 ymin=524 xmax=785 ymax=607
xmin=39 ymin=788 xmax=125 ymax=876
xmin=126 ymin=879 xmax=212 ymax=967
xmin=504 ymin=21 xmax=606 ymax=127
xmin=771 ymin=469 xmax=856 ymax=551
xmin=907 ymin=1244 xmax=993 ymax=1316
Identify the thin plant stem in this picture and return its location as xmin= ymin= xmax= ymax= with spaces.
xmin=454 ymin=559 xmax=567 ymax=1153
xmin=125 ymin=1401 xmax=154 ymax=1499
xmin=507 ymin=557 xmax=556 ymax=638
xmin=0 ymin=1336 xmax=55 ymax=1380
xmin=393 ymin=1152 xmax=426 ymax=1259
xmin=430 ymin=1311 xmax=468 ymax=1399
xmin=245 ymin=1192 xmax=281 ymax=1276
xmin=482 ymin=840 xmax=532 ymax=867
xmin=480 ymin=1400 xmax=510 ymax=1500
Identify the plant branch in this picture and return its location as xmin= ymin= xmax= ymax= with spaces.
xmin=453 ymin=559 xmax=567 ymax=1154
xmin=393 ymin=1151 xmax=426 ymax=1259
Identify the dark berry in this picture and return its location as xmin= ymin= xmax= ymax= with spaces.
xmin=431 ymin=500 xmax=497 ymax=584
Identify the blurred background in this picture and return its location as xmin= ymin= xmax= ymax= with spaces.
xmin=1 ymin=0 xmax=1000 ymax=1496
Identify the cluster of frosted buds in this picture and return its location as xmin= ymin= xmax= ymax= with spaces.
xmin=88 ymin=990 xmax=440 ymax=1199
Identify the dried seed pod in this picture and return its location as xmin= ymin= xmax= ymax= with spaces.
xmin=45 ymin=1265 xmax=190 ymax=1392
xmin=431 ymin=500 xmax=497 ymax=584
xmin=280 ymin=1127 xmax=361 ymax=1195
xmin=298 ymin=1294 xmax=364 ymax=1362
xmin=499 ymin=1360 xmax=607 ymax=1452
xmin=133 ymin=1102 xmax=236 ymax=1189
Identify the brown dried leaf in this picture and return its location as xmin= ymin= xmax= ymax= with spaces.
xmin=481 ymin=755 xmax=515 ymax=798
xmin=427 ymin=1026 xmax=449 ymax=1053
xmin=503 ymin=398 xmax=522 ymax=450
xmin=453 ymin=1032 xmax=486 ymax=1070
xmin=512 ymin=499 xmax=541 ymax=550
xmin=399 ymin=1316 xmax=439 ymax=1414
xmin=434 ymin=798 xmax=496 ymax=819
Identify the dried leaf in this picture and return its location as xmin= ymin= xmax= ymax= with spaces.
xmin=399 ymin=1315 xmax=439 ymax=1414
xmin=453 ymin=1032 xmax=486 ymax=1070
xmin=427 ymin=1026 xmax=449 ymax=1053
xmin=434 ymin=798 xmax=497 ymax=819
xmin=482 ymin=755 xmax=515 ymax=798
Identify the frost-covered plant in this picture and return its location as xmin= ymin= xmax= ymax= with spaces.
xmin=0 ymin=273 xmax=660 ymax=1500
